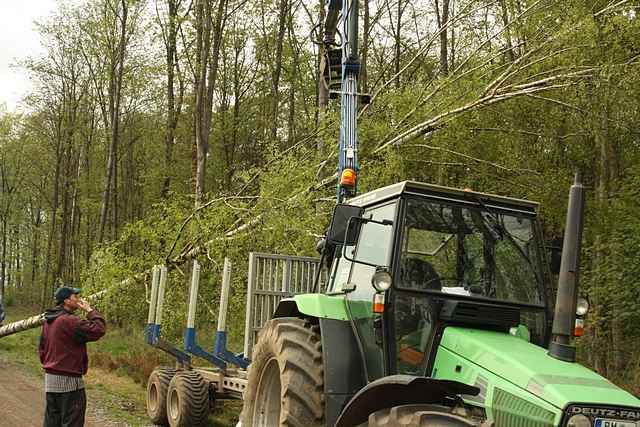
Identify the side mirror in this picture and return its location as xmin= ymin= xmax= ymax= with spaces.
xmin=327 ymin=204 xmax=364 ymax=245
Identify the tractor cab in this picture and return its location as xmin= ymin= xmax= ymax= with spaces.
xmin=325 ymin=180 xmax=550 ymax=380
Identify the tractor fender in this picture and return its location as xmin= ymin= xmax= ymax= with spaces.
xmin=334 ymin=375 xmax=480 ymax=427
xmin=273 ymin=294 xmax=349 ymax=321
xmin=272 ymin=298 xmax=301 ymax=318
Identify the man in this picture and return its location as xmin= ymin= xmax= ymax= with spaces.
xmin=0 ymin=300 xmax=5 ymax=325
xmin=39 ymin=286 xmax=106 ymax=427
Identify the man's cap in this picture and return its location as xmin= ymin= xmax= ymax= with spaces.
xmin=54 ymin=286 xmax=81 ymax=304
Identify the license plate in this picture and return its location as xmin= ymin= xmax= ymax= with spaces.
xmin=595 ymin=419 xmax=638 ymax=427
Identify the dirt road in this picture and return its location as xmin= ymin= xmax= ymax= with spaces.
xmin=0 ymin=358 xmax=126 ymax=427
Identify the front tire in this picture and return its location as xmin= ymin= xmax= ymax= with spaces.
xmin=241 ymin=317 xmax=324 ymax=427
xmin=166 ymin=370 xmax=210 ymax=427
xmin=146 ymin=367 xmax=176 ymax=426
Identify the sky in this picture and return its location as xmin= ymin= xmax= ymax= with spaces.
xmin=0 ymin=1 xmax=57 ymax=112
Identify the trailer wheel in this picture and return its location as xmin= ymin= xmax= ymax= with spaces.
xmin=368 ymin=404 xmax=477 ymax=426
xmin=146 ymin=367 xmax=176 ymax=426
xmin=166 ymin=370 xmax=210 ymax=427
xmin=241 ymin=317 xmax=324 ymax=427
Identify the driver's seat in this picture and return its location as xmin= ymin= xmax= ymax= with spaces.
xmin=400 ymin=257 xmax=442 ymax=291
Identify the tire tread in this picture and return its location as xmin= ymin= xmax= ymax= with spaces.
xmin=146 ymin=367 xmax=177 ymax=426
xmin=167 ymin=370 xmax=209 ymax=427
xmin=241 ymin=317 xmax=324 ymax=427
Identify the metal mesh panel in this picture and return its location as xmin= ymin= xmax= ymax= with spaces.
xmin=492 ymin=387 xmax=555 ymax=427
xmin=243 ymin=252 xmax=327 ymax=358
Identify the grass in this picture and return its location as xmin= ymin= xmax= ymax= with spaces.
xmin=0 ymin=305 xmax=242 ymax=426
xmin=0 ymin=314 xmax=42 ymax=376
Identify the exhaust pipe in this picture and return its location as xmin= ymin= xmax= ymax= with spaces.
xmin=548 ymin=173 xmax=585 ymax=362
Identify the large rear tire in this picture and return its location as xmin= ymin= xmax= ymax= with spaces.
xmin=241 ymin=317 xmax=324 ymax=427
xmin=146 ymin=367 xmax=176 ymax=426
xmin=166 ymin=370 xmax=210 ymax=427
xmin=368 ymin=404 xmax=477 ymax=426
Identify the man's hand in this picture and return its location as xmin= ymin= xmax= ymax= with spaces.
xmin=77 ymin=299 xmax=93 ymax=313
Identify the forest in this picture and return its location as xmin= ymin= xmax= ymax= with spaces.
xmin=0 ymin=0 xmax=639 ymax=394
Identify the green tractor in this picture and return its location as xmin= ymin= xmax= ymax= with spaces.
xmin=240 ymin=178 xmax=640 ymax=426
xmin=239 ymin=0 xmax=640 ymax=423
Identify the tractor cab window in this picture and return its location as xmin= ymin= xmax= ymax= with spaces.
xmin=392 ymin=197 xmax=547 ymax=370
xmin=348 ymin=203 xmax=395 ymax=300
xmin=395 ymin=294 xmax=438 ymax=375
xmin=399 ymin=198 xmax=544 ymax=306
xmin=328 ymin=246 xmax=353 ymax=293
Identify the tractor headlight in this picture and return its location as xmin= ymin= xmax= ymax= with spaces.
xmin=371 ymin=268 xmax=392 ymax=292
xmin=576 ymin=297 xmax=589 ymax=316
xmin=566 ymin=414 xmax=591 ymax=427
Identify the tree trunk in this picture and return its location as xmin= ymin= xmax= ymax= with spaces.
xmin=394 ymin=0 xmax=403 ymax=87
xmin=1 ymin=216 xmax=7 ymax=301
xmin=112 ymin=126 xmax=119 ymax=241
xmin=362 ymin=0 xmax=370 ymax=93
xmin=194 ymin=0 xmax=212 ymax=207
xmin=0 ymin=159 xmax=18 ymax=301
xmin=271 ymin=0 xmax=289 ymax=142
xmin=162 ymin=0 xmax=181 ymax=198
xmin=317 ymin=0 xmax=328 ymax=120
xmin=499 ymin=0 xmax=515 ymax=62
xmin=69 ymin=133 xmax=85 ymax=282
xmin=228 ymin=31 xmax=244 ymax=188
xmin=513 ymin=0 xmax=526 ymax=55
xmin=286 ymin=7 xmax=298 ymax=146
xmin=206 ymin=0 xmax=227 ymax=174
xmin=56 ymin=141 xmax=72 ymax=284
xmin=450 ymin=0 xmax=455 ymax=69
xmin=31 ymin=204 xmax=41 ymax=304
xmin=194 ymin=0 xmax=227 ymax=206
xmin=14 ymin=226 xmax=21 ymax=289
xmin=435 ymin=0 xmax=450 ymax=75
xmin=220 ymin=54 xmax=229 ymax=191
xmin=99 ymin=0 xmax=128 ymax=242
xmin=28 ymin=202 xmax=41 ymax=303
xmin=40 ymin=120 xmax=63 ymax=308
xmin=84 ymin=110 xmax=96 ymax=267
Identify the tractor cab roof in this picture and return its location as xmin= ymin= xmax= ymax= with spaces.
xmin=348 ymin=181 xmax=539 ymax=216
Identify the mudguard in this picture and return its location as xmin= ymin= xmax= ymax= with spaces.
xmin=273 ymin=294 xmax=349 ymax=321
xmin=334 ymin=375 xmax=479 ymax=427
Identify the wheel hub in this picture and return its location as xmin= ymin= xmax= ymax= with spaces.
xmin=149 ymin=383 xmax=158 ymax=412
xmin=169 ymin=387 xmax=180 ymax=421
xmin=254 ymin=357 xmax=282 ymax=426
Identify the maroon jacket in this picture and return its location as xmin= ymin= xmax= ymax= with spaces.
xmin=39 ymin=307 xmax=106 ymax=377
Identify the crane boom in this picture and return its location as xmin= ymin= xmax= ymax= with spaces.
xmin=323 ymin=0 xmax=361 ymax=203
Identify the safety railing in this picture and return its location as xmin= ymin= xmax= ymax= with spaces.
xmin=243 ymin=252 xmax=327 ymax=358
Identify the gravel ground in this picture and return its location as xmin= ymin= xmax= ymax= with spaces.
xmin=0 ymin=357 xmax=153 ymax=426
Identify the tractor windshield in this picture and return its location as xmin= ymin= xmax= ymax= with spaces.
xmin=398 ymin=197 xmax=545 ymax=307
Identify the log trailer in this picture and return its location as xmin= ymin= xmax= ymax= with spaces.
xmin=143 ymin=0 xmax=640 ymax=426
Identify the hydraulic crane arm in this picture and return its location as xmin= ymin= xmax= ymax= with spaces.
xmin=322 ymin=0 xmax=361 ymax=203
